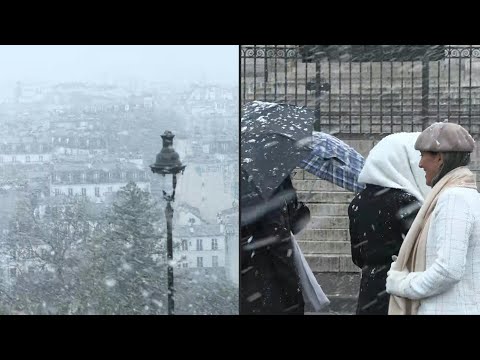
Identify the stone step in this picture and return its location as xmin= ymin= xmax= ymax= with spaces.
xmin=294 ymin=179 xmax=353 ymax=192
xmin=305 ymin=272 xmax=360 ymax=315
xmin=303 ymin=171 xmax=340 ymax=181
xmin=297 ymin=171 xmax=479 ymax=198
xmin=306 ymin=294 xmax=358 ymax=315
xmin=296 ymin=229 xmax=349 ymax=242
xmin=307 ymin=203 xmax=350 ymax=217
xmin=312 ymin=272 xmax=361 ymax=296
xmin=309 ymin=216 xmax=349 ymax=229
xmin=297 ymin=191 xmax=355 ymax=204
xmin=298 ymin=240 xmax=351 ymax=254
xmin=305 ymin=254 xmax=360 ymax=273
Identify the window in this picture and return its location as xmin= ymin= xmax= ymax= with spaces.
xmin=82 ymin=173 xmax=86 ymax=181
xmin=212 ymin=256 xmax=218 ymax=267
xmin=108 ymin=172 xmax=112 ymax=179
xmin=94 ymin=172 xmax=99 ymax=180
xmin=211 ymin=238 xmax=218 ymax=250
xmin=55 ymin=189 xmax=61 ymax=196
xmin=133 ymin=172 xmax=138 ymax=179
xmin=51 ymin=206 xmax=59 ymax=217
xmin=68 ymin=188 xmax=73 ymax=196
xmin=68 ymin=173 xmax=73 ymax=182
xmin=55 ymin=174 xmax=60 ymax=182
xmin=95 ymin=187 xmax=100 ymax=197
xmin=181 ymin=239 xmax=188 ymax=251
xmin=121 ymin=172 xmax=126 ymax=179
xmin=26 ymin=155 xmax=30 ymax=163
xmin=81 ymin=188 xmax=87 ymax=196
xmin=196 ymin=239 xmax=203 ymax=251
xmin=39 ymin=155 xmax=43 ymax=162
xmin=182 ymin=262 xmax=188 ymax=268
xmin=197 ymin=257 xmax=203 ymax=268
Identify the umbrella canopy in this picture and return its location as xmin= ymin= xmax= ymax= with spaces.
xmin=241 ymin=101 xmax=315 ymax=200
xmin=299 ymin=131 xmax=366 ymax=193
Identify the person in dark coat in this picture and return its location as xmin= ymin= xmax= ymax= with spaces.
xmin=240 ymin=171 xmax=310 ymax=315
xmin=348 ymin=133 xmax=430 ymax=315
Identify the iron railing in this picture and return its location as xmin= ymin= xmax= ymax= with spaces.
xmin=241 ymin=45 xmax=480 ymax=139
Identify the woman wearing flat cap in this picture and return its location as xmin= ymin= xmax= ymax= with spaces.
xmin=386 ymin=121 xmax=480 ymax=314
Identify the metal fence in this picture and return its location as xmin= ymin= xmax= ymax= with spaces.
xmin=241 ymin=45 xmax=480 ymax=139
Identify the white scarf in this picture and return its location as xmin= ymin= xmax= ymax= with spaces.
xmin=358 ymin=132 xmax=430 ymax=202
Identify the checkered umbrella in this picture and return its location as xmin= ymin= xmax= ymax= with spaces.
xmin=299 ymin=131 xmax=365 ymax=193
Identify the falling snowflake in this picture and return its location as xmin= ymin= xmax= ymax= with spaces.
xmin=246 ymin=292 xmax=262 ymax=302
xmin=105 ymin=279 xmax=117 ymax=287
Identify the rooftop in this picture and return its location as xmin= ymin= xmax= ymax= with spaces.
xmin=53 ymin=159 xmax=146 ymax=172
xmin=174 ymin=224 xmax=224 ymax=237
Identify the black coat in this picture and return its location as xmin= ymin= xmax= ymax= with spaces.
xmin=240 ymin=174 xmax=309 ymax=315
xmin=348 ymin=184 xmax=421 ymax=315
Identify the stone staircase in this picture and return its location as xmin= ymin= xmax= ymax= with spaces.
xmin=293 ymin=169 xmax=360 ymax=315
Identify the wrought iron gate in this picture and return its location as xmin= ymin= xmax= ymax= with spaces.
xmin=241 ymin=45 xmax=480 ymax=139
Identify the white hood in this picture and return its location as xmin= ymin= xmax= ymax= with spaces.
xmin=358 ymin=132 xmax=430 ymax=202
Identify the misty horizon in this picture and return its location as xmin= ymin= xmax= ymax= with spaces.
xmin=0 ymin=45 xmax=238 ymax=94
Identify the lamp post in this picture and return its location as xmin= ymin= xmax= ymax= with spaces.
xmin=150 ymin=130 xmax=186 ymax=315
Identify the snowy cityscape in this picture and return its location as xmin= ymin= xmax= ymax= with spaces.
xmin=0 ymin=45 xmax=239 ymax=315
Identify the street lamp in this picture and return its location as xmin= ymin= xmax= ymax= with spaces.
xmin=150 ymin=130 xmax=186 ymax=315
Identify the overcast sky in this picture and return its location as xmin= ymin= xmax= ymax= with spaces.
xmin=0 ymin=45 xmax=238 ymax=91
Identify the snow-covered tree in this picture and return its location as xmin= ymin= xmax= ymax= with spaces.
xmin=5 ymin=194 xmax=97 ymax=314
xmin=94 ymin=181 xmax=166 ymax=314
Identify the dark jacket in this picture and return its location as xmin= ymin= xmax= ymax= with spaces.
xmin=240 ymin=173 xmax=310 ymax=315
xmin=348 ymin=184 xmax=421 ymax=315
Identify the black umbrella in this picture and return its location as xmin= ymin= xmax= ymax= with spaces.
xmin=241 ymin=101 xmax=315 ymax=200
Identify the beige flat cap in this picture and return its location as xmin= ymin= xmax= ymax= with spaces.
xmin=415 ymin=122 xmax=475 ymax=152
